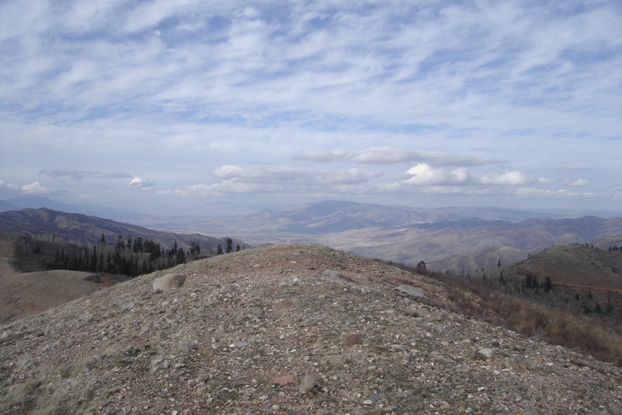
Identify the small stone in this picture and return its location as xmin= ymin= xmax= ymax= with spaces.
xmin=367 ymin=392 xmax=385 ymax=403
xmin=328 ymin=354 xmax=346 ymax=366
xmin=271 ymin=375 xmax=297 ymax=386
xmin=159 ymin=389 xmax=168 ymax=398
xmin=477 ymin=348 xmax=494 ymax=359
xmin=299 ymin=373 xmax=317 ymax=394
xmin=343 ymin=332 xmax=362 ymax=346
xmin=196 ymin=387 xmax=207 ymax=396
xmin=118 ymin=301 xmax=135 ymax=311
xmin=153 ymin=274 xmax=186 ymax=291
xmin=490 ymin=341 xmax=500 ymax=348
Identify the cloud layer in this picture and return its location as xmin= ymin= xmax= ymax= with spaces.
xmin=0 ymin=1 xmax=620 ymax=211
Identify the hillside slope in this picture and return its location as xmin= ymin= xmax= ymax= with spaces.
xmin=515 ymin=244 xmax=622 ymax=291
xmin=0 ymin=208 xmax=245 ymax=252
xmin=318 ymin=216 xmax=622 ymax=271
xmin=1 ymin=244 xmax=621 ymax=414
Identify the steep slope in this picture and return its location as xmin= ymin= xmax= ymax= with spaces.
xmin=1 ymin=244 xmax=621 ymax=415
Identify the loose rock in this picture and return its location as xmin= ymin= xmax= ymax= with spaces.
xmin=343 ymin=332 xmax=362 ymax=346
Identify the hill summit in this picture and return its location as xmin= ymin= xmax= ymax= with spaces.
xmin=1 ymin=244 xmax=621 ymax=414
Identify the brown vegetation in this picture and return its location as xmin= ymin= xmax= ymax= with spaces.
xmin=405 ymin=264 xmax=622 ymax=364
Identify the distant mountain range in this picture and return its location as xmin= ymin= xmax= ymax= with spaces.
xmin=2 ymin=199 xmax=621 ymax=272
xmin=135 ymin=200 xmax=622 ymax=272
xmin=0 ymin=208 xmax=246 ymax=253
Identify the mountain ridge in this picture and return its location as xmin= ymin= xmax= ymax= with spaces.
xmin=0 ymin=208 xmax=245 ymax=253
xmin=1 ymin=243 xmax=621 ymax=414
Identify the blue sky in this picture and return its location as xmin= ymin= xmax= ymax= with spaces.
xmin=1 ymin=0 xmax=621 ymax=214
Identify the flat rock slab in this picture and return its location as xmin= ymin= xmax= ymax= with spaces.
xmin=153 ymin=273 xmax=186 ymax=291
xmin=395 ymin=284 xmax=425 ymax=298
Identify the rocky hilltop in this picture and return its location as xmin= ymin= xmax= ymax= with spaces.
xmin=1 ymin=244 xmax=621 ymax=415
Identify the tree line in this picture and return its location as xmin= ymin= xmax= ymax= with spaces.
xmin=16 ymin=234 xmax=208 ymax=278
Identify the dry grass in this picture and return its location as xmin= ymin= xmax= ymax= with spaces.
xmin=385 ymin=260 xmax=622 ymax=364
xmin=439 ymin=274 xmax=622 ymax=364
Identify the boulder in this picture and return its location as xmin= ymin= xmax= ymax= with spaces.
xmin=153 ymin=273 xmax=186 ymax=291
xmin=395 ymin=285 xmax=425 ymax=298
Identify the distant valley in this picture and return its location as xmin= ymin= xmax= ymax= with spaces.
xmin=2 ymin=199 xmax=622 ymax=273
xmin=127 ymin=200 xmax=622 ymax=273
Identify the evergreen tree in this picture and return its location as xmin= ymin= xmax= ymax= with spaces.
xmin=216 ymin=244 xmax=223 ymax=255
xmin=226 ymin=238 xmax=233 ymax=253
xmin=176 ymin=248 xmax=186 ymax=264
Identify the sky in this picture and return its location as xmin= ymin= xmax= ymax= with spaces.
xmin=1 ymin=0 xmax=621 ymax=215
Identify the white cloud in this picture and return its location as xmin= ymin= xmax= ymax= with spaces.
xmin=402 ymin=164 xmax=472 ymax=186
xmin=21 ymin=181 xmax=48 ymax=194
xmin=480 ymin=171 xmax=528 ymax=186
xmin=401 ymin=164 xmax=534 ymax=187
xmin=159 ymin=163 xmax=383 ymax=197
xmin=129 ymin=177 xmax=155 ymax=191
xmin=294 ymin=147 xmax=500 ymax=167
xmin=570 ymin=179 xmax=590 ymax=187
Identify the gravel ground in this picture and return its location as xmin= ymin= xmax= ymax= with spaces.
xmin=1 ymin=243 xmax=621 ymax=415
